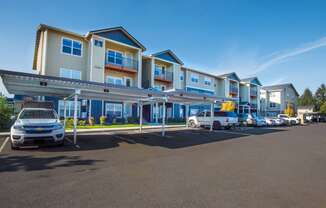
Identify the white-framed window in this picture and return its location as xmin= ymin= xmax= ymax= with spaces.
xmin=58 ymin=100 xmax=81 ymax=118
xmin=60 ymin=68 xmax=81 ymax=80
xmin=204 ymin=77 xmax=212 ymax=86
xmin=124 ymin=77 xmax=132 ymax=87
xmin=191 ymin=73 xmax=199 ymax=83
xmin=61 ymin=37 xmax=82 ymax=57
xmin=106 ymin=76 xmax=123 ymax=85
xmin=124 ymin=103 xmax=132 ymax=118
xmin=155 ymin=64 xmax=165 ymax=75
xmin=105 ymin=103 xmax=122 ymax=118
xmin=269 ymin=102 xmax=277 ymax=108
xmin=180 ymin=73 xmax=184 ymax=81
xmin=107 ymin=50 xmax=123 ymax=65
xmin=94 ymin=39 xmax=103 ymax=48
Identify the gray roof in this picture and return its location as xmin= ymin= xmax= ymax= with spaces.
xmin=262 ymin=83 xmax=299 ymax=96
xmin=151 ymin=50 xmax=184 ymax=65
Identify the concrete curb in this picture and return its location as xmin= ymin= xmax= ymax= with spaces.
xmin=0 ymin=124 xmax=186 ymax=136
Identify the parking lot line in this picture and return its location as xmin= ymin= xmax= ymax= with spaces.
xmin=64 ymin=137 xmax=80 ymax=149
xmin=0 ymin=137 xmax=9 ymax=153
xmin=113 ymin=134 xmax=136 ymax=144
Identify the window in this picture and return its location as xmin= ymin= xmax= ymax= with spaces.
xmin=58 ymin=100 xmax=81 ymax=118
xmin=125 ymin=77 xmax=132 ymax=87
xmin=62 ymin=38 xmax=82 ymax=56
xmin=270 ymin=102 xmax=277 ymax=108
xmin=191 ymin=73 xmax=199 ymax=83
xmin=106 ymin=76 xmax=123 ymax=85
xmin=124 ymin=103 xmax=132 ymax=118
xmin=94 ymin=39 xmax=103 ymax=47
xmin=107 ymin=50 xmax=123 ymax=65
xmin=180 ymin=73 xmax=184 ymax=81
xmin=60 ymin=68 xmax=81 ymax=80
xmin=161 ymin=85 xmax=166 ymax=91
xmin=204 ymin=77 xmax=212 ymax=86
xmin=106 ymin=103 xmax=122 ymax=118
xmin=155 ymin=65 xmax=165 ymax=75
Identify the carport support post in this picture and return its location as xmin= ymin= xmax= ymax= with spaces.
xmin=185 ymin=104 xmax=189 ymax=128
xmin=155 ymin=102 xmax=159 ymax=123
xmin=162 ymin=101 xmax=166 ymax=136
xmin=139 ymin=102 xmax=143 ymax=133
xmin=210 ymin=103 xmax=214 ymax=131
xmin=63 ymin=99 xmax=67 ymax=128
xmin=73 ymin=93 xmax=78 ymax=145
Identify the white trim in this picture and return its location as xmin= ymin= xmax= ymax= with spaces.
xmin=153 ymin=57 xmax=180 ymax=66
xmin=60 ymin=36 xmax=83 ymax=58
xmin=41 ymin=29 xmax=48 ymax=75
xmin=105 ymin=103 xmax=123 ymax=118
xmin=106 ymin=75 xmax=123 ymax=85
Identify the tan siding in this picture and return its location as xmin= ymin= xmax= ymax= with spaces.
xmin=35 ymin=31 xmax=44 ymax=73
xmin=104 ymin=69 xmax=136 ymax=87
xmin=44 ymin=29 xmax=89 ymax=80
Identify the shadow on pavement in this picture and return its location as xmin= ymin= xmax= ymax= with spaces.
xmin=0 ymin=154 xmax=103 ymax=172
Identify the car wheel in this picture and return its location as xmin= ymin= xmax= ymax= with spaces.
xmin=189 ymin=120 xmax=197 ymax=128
xmin=10 ymin=142 xmax=19 ymax=150
xmin=213 ymin=121 xmax=221 ymax=130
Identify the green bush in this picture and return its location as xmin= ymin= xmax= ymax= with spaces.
xmin=127 ymin=117 xmax=139 ymax=124
xmin=0 ymin=97 xmax=12 ymax=129
xmin=100 ymin=116 xmax=107 ymax=125
xmin=65 ymin=118 xmax=74 ymax=127
xmin=78 ymin=120 xmax=86 ymax=126
xmin=320 ymin=102 xmax=326 ymax=114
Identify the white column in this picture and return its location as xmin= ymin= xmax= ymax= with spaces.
xmin=162 ymin=101 xmax=166 ymax=136
xmin=137 ymin=50 xmax=142 ymax=88
xmin=73 ymin=94 xmax=78 ymax=144
xmin=185 ymin=104 xmax=189 ymax=128
xmin=101 ymin=100 xmax=104 ymax=116
xmin=155 ymin=102 xmax=159 ymax=123
xmin=63 ymin=99 xmax=67 ymax=128
xmin=210 ymin=103 xmax=214 ymax=131
xmin=88 ymin=100 xmax=92 ymax=119
xmin=151 ymin=58 xmax=155 ymax=87
xmin=139 ymin=102 xmax=143 ymax=133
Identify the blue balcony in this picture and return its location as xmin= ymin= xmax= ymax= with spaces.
xmin=154 ymin=69 xmax=173 ymax=83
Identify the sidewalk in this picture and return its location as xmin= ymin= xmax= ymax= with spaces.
xmin=0 ymin=124 xmax=186 ymax=136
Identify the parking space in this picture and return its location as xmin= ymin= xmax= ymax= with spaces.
xmin=1 ymin=124 xmax=326 ymax=208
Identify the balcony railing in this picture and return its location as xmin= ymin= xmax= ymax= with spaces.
xmin=105 ymin=56 xmax=138 ymax=72
xmin=229 ymin=85 xmax=238 ymax=94
xmin=154 ymin=70 xmax=173 ymax=82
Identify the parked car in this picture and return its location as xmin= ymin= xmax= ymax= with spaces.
xmin=278 ymin=114 xmax=300 ymax=125
xmin=273 ymin=118 xmax=286 ymax=126
xmin=239 ymin=113 xmax=256 ymax=126
xmin=188 ymin=111 xmax=238 ymax=130
xmin=265 ymin=117 xmax=276 ymax=126
xmin=10 ymin=108 xmax=65 ymax=150
xmin=253 ymin=115 xmax=267 ymax=127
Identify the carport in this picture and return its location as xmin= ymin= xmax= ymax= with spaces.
xmin=0 ymin=69 xmax=230 ymax=145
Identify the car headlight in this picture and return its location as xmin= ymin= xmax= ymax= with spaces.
xmin=13 ymin=125 xmax=24 ymax=130
xmin=53 ymin=124 xmax=64 ymax=130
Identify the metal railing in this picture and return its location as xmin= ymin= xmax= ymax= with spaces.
xmin=229 ymin=85 xmax=238 ymax=94
xmin=154 ymin=70 xmax=173 ymax=81
xmin=105 ymin=56 xmax=138 ymax=71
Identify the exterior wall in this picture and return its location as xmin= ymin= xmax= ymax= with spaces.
xmin=43 ymin=29 xmax=89 ymax=80
xmin=141 ymin=58 xmax=152 ymax=88
xmin=89 ymin=36 xmax=105 ymax=82
xmin=36 ymin=31 xmax=45 ymax=73
xmin=240 ymin=83 xmax=249 ymax=103
xmin=104 ymin=69 xmax=136 ymax=87
xmin=185 ymin=70 xmax=215 ymax=94
xmin=179 ymin=68 xmax=186 ymax=90
xmin=215 ymin=78 xmax=225 ymax=97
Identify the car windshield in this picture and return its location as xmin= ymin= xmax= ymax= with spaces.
xmin=19 ymin=109 xmax=57 ymax=119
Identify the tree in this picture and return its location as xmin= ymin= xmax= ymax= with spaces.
xmin=0 ymin=97 xmax=12 ymax=129
xmin=220 ymin=101 xmax=235 ymax=112
xmin=284 ymin=102 xmax=295 ymax=117
xmin=320 ymin=102 xmax=326 ymax=114
xmin=315 ymin=84 xmax=326 ymax=111
xmin=298 ymin=88 xmax=315 ymax=106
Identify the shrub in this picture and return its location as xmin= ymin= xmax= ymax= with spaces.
xmin=0 ymin=97 xmax=12 ymax=129
xmin=100 ymin=116 xmax=107 ymax=125
xmin=127 ymin=117 xmax=139 ymax=124
xmin=65 ymin=118 xmax=74 ymax=127
xmin=88 ymin=117 xmax=95 ymax=126
xmin=78 ymin=120 xmax=86 ymax=126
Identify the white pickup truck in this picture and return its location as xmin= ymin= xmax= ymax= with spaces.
xmin=188 ymin=111 xmax=238 ymax=130
xmin=278 ymin=114 xmax=300 ymax=125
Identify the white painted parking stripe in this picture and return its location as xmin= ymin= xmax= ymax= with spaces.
xmin=0 ymin=137 xmax=9 ymax=153
xmin=64 ymin=137 xmax=80 ymax=149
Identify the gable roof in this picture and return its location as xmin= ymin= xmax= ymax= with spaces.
xmin=88 ymin=26 xmax=146 ymax=51
xmin=217 ymin=72 xmax=240 ymax=82
xmin=241 ymin=77 xmax=262 ymax=86
xmin=151 ymin=50 xmax=184 ymax=65
xmin=262 ymin=83 xmax=299 ymax=96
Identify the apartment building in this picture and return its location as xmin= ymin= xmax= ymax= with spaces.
xmin=260 ymin=83 xmax=299 ymax=117
xmin=33 ymin=24 xmax=145 ymax=122
xmin=239 ymin=77 xmax=262 ymax=115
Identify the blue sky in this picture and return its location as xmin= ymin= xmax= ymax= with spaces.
xmin=0 ymin=0 xmax=326 ymax=95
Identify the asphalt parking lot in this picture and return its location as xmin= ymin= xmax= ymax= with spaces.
xmin=1 ymin=124 xmax=326 ymax=208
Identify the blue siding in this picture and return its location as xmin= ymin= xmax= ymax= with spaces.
xmin=91 ymin=100 xmax=103 ymax=123
xmin=44 ymin=96 xmax=59 ymax=112
xmin=155 ymin=52 xmax=179 ymax=64
xmin=228 ymin=73 xmax=240 ymax=81
xmin=132 ymin=103 xmax=138 ymax=118
xmin=173 ymin=104 xmax=180 ymax=118
xmin=96 ymin=30 xmax=140 ymax=49
xmin=251 ymin=78 xmax=262 ymax=86
xmin=186 ymin=87 xmax=214 ymax=95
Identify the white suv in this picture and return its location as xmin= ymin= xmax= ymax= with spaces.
xmin=188 ymin=111 xmax=238 ymax=130
xmin=10 ymin=108 xmax=65 ymax=149
xmin=278 ymin=114 xmax=300 ymax=125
